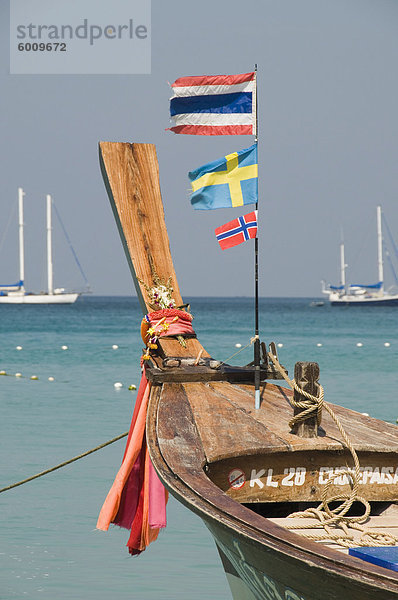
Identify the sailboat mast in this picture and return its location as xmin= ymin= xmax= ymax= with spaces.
xmin=340 ymin=236 xmax=346 ymax=291
xmin=47 ymin=194 xmax=54 ymax=295
xmin=377 ymin=205 xmax=383 ymax=293
xmin=18 ymin=187 xmax=25 ymax=291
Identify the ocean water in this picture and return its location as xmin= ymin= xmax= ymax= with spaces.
xmin=1 ymin=296 xmax=397 ymax=600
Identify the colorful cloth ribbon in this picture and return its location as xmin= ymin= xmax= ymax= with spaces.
xmin=97 ymin=372 xmax=168 ymax=555
xmin=141 ymin=308 xmax=195 ymax=355
xmin=141 ymin=309 xmax=195 ymax=341
xmin=97 ymin=309 xmax=194 ymax=554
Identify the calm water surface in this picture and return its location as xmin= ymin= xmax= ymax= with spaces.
xmin=1 ymin=297 xmax=397 ymax=599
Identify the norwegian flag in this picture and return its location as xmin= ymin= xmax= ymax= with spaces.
xmin=215 ymin=211 xmax=258 ymax=250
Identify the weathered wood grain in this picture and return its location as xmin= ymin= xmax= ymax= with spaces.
xmin=182 ymin=382 xmax=290 ymax=462
xmin=156 ymin=383 xmax=206 ymax=469
xmin=228 ymin=382 xmax=398 ymax=453
xmin=99 ymin=141 xmax=206 ymax=358
xmin=99 ymin=142 xmax=181 ymax=310
xmin=144 ymin=362 xmax=284 ymax=384
xmin=292 ymin=361 xmax=320 ymax=437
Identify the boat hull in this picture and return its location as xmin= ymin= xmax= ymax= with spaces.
xmin=152 ymin=442 xmax=398 ymax=600
xmin=147 ymin=384 xmax=398 ymax=600
xmin=330 ymin=295 xmax=398 ymax=306
xmin=0 ymin=293 xmax=79 ymax=304
xmin=205 ymin=516 xmax=396 ymax=600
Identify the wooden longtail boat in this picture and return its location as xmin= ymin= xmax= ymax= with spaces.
xmin=99 ymin=142 xmax=398 ymax=600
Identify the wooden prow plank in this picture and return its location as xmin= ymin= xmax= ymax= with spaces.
xmin=99 ymin=142 xmax=183 ymax=312
xmin=99 ymin=141 xmax=207 ymax=358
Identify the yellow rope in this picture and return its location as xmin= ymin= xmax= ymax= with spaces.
xmin=221 ymin=338 xmax=254 ymax=364
xmin=267 ymin=351 xmax=398 ymax=548
xmin=0 ymin=431 xmax=128 ymax=494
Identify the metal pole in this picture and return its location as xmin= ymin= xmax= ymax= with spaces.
xmin=254 ymin=233 xmax=260 ymax=408
xmin=254 ymin=64 xmax=261 ymax=410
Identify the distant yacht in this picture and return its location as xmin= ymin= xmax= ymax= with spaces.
xmin=322 ymin=206 xmax=398 ymax=306
xmin=0 ymin=188 xmax=85 ymax=304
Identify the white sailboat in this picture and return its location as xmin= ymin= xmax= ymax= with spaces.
xmin=0 ymin=188 xmax=80 ymax=304
xmin=322 ymin=205 xmax=398 ymax=306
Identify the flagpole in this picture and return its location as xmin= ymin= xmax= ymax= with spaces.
xmin=254 ymin=64 xmax=261 ymax=410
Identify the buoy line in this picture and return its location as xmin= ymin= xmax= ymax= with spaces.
xmin=0 ymin=431 xmax=128 ymax=494
xmin=1 ymin=372 xmax=137 ymax=387
xmin=0 ymin=371 xmax=54 ymax=381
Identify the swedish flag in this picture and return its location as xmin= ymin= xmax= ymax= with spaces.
xmin=189 ymin=144 xmax=258 ymax=210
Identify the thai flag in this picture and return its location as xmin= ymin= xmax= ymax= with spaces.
xmin=169 ymin=72 xmax=256 ymax=136
xmin=215 ymin=211 xmax=258 ymax=250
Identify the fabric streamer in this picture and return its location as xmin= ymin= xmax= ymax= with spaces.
xmin=97 ymin=372 xmax=168 ymax=555
xmin=148 ymin=458 xmax=168 ymax=529
xmin=98 ymin=307 xmax=194 ymax=555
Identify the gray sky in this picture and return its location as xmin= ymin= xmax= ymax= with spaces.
xmin=1 ymin=0 xmax=398 ymax=297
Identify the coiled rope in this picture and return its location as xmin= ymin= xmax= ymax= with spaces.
xmin=267 ymin=351 xmax=398 ymax=548
xmin=0 ymin=431 xmax=128 ymax=494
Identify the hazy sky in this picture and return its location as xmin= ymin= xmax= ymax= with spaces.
xmin=1 ymin=0 xmax=398 ymax=298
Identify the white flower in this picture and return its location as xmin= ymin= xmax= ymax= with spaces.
xmin=150 ymin=285 xmax=175 ymax=309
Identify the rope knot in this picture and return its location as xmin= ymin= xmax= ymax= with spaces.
xmin=288 ymin=378 xmax=324 ymax=430
xmin=266 ymin=350 xmax=398 ymax=549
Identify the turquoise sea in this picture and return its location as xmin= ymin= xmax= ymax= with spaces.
xmin=1 ymin=297 xmax=397 ymax=600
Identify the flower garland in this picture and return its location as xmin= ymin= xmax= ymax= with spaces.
xmin=138 ymin=272 xmax=176 ymax=311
